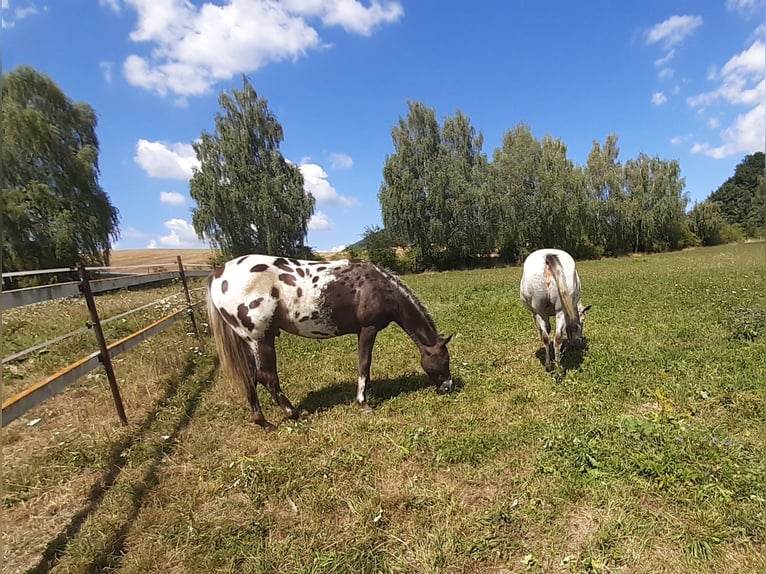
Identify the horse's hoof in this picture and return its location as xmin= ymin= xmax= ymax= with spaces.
xmin=285 ymin=409 xmax=301 ymax=421
xmin=359 ymin=402 xmax=373 ymax=414
xmin=545 ymin=363 xmax=554 ymax=372
xmin=263 ymin=423 xmax=278 ymax=432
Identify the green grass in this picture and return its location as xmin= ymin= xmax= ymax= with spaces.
xmin=3 ymin=242 xmax=764 ymax=573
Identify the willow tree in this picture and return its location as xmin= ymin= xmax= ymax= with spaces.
xmin=379 ymin=101 xmax=444 ymax=267
xmin=585 ymin=134 xmax=625 ymax=255
xmin=623 ymin=153 xmax=688 ymax=253
xmin=379 ymin=101 xmax=488 ymax=268
xmin=2 ymin=66 xmax=119 ymax=271
xmin=190 ymin=76 xmax=314 ymax=258
xmin=490 ymin=124 xmax=542 ymax=262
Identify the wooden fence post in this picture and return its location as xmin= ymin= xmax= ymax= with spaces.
xmin=78 ymin=263 xmax=128 ymax=425
xmin=176 ymin=256 xmax=199 ymax=337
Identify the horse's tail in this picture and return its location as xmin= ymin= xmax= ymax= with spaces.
xmin=545 ymin=253 xmax=577 ymax=325
xmin=206 ymin=275 xmax=257 ymax=395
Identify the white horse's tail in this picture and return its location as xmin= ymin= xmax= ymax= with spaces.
xmin=206 ymin=274 xmax=257 ymax=396
xmin=545 ymin=253 xmax=577 ymax=325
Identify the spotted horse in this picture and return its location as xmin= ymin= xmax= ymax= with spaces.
xmin=206 ymin=255 xmax=454 ymax=430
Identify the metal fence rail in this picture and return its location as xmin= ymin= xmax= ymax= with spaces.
xmin=2 ymin=269 xmax=209 ymax=310
xmin=2 ymin=308 xmax=191 ymax=426
xmin=1 ymin=256 xmax=208 ymax=427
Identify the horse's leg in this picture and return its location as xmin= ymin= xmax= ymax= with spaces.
xmin=535 ymin=314 xmax=553 ymax=371
xmin=257 ymin=331 xmax=300 ymax=421
xmin=243 ymin=377 xmax=276 ymax=432
xmin=356 ymin=326 xmax=378 ymax=413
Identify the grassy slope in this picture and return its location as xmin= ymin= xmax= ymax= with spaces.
xmin=3 ymin=243 xmax=764 ymax=573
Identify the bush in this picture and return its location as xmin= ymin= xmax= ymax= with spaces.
xmin=719 ymin=224 xmax=744 ymax=243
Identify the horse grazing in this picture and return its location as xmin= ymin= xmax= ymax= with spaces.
xmin=520 ymin=249 xmax=591 ymax=371
xmin=206 ymin=255 xmax=454 ymax=430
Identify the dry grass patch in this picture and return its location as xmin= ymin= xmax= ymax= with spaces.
xmin=109 ymin=249 xmax=217 ymax=268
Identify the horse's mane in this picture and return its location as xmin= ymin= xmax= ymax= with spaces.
xmin=376 ymin=265 xmax=438 ymax=333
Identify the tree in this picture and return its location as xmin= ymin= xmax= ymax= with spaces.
xmin=623 ymin=154 xmax=688 ymax=252
xmin=379 ymin=102 xmax=490 ymax=269
xmin=379 ymin=101 xmax=443 ymax=268
xmin=490 ymin=124 xmax=542 ymax=262
xmin=708 ymin=152 xmax=765 ymax=236
xmin=190 ymin=76 xmax=314 ymax=258
xmin=585 ymin=134 xmax=625 ymax=255
xmin=688 ymin=200 xmax=727 ymax=246
xmin=2 ymin=66 xmax=119 ymax=272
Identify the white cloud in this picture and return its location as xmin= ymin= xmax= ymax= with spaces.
xmin=121 ymin=0 xmax=403 ymax=98
xmin=151 ymin=218 xmax=208 ymax=248
xmin=646 ymin=15 xmax=703 ymax=49
xmin=691 ymin=103 xmax=765 ymax=158
xmin=330 ymin=152 xmax=353 ymax=169
xmin=726 ymin=0 xmax=763 ymax=15
xmin=308 ymin=211 xmax=333 ymax=231
xmin=299 ymin=162 xmax=356 ymax=206
xmin=99 ymin=61 xmax=113 ymax=84
xmin=651 ymin=91 xmax=668 ymax=106
xmin=689 ymin=39 xmax=766 ymax=158
xmin=99 ymin=0 xmax=121 ymax=13
xmin=658 ymin=67 xmax=674 ymax=80
xmin=654 ymin=49 xmax=675 ymax=68
xmin=160 ymin=191 xmax=186 ymax=206
xmin=134 ymin=139 xmax=200 ymax=180
xmin=329 ymin=245 xmax=347 ymax=253
xmin=707 ymin=117 xmax=720 ymax=129
xmin=2 ymin=0 xmax=46 ymax=27
xmin=122 ymin=226 xmax=149 ymax=239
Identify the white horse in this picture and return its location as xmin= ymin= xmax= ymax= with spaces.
xmin=520 ymin=249 xmax=590 ymax=371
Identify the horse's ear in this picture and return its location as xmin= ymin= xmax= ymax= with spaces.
xmin=442 ymin=334 xmax=453 ymax=346
xmin=582 ymin=305 xmax=592 ymax=313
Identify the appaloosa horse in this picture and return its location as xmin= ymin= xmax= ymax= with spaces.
xmin=206 ymin=255 xmax=454 ymax=430
xmin=520 ymin=249 xmax=590 ymax=371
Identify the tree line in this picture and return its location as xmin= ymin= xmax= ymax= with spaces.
xmin=371 ymin=101 xmax=763 ymax=272
xmin=3 ymin=68 xmax=763 ymax=275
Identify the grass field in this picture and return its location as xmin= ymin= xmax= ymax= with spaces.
xmin=109 ymin=248 xmax=217 ymax=268
xmin=2 ymin=242 xmax=764 ymax=573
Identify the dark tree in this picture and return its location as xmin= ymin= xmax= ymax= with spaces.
xmin=709 ymin=152 xmax=765 ymax=236
xmin=2 ymin=66 xmax=119 ymax=271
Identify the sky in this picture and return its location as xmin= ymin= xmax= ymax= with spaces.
xmin=3 ymin=0 xmax=764 ymax=253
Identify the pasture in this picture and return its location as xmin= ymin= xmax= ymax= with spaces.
xmin=2 ymin=242 xmax=764 ymax=573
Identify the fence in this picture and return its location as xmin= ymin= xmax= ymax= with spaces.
xmin=1 ymin=257 xmax=211 ymax=427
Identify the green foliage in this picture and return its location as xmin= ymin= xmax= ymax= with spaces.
xmin=2 ymin=65 xmax=119 ymax=271
xmin=362 ymin=225 xmax=405 ymax=272
xmin=379 ymin=101 xmax=492 ymax=270
xmin=719 ymin=223 xmax=745 ymax=243
xmin=688 ymin=201 xmax=727 ymax=246
xmin=709 ymin=152 xmax=765 ymax=237
xmin=379 ymin=112 xmax=696 ymax=269
xmin=190 ymin=76 xmax=314 ymax=259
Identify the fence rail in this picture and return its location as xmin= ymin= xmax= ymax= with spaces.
xmin=2 ymin=270 xmax=209 ymax=310
xmin=2 ymin=257 xmax=209 ymax=427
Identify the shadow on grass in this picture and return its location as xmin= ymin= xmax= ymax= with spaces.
xmin=533 ymin=337 xmax=588 ymax=376
xmin=297 ymin=372 xmax=461 ymax=415
xmin=27 ymin=354 xmax=217 ymax=574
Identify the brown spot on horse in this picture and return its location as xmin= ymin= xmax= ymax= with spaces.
xmin=279 ymin=273 xmax=297 ymax=287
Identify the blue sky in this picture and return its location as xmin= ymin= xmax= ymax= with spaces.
xmin=3 ymin=1 xmax=764 ymax=253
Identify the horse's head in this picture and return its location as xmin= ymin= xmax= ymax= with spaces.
xmin=566 ymin=304 xmax=592 ymax=347
xmin=420 ymin=334 xmax=454 ymax=394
